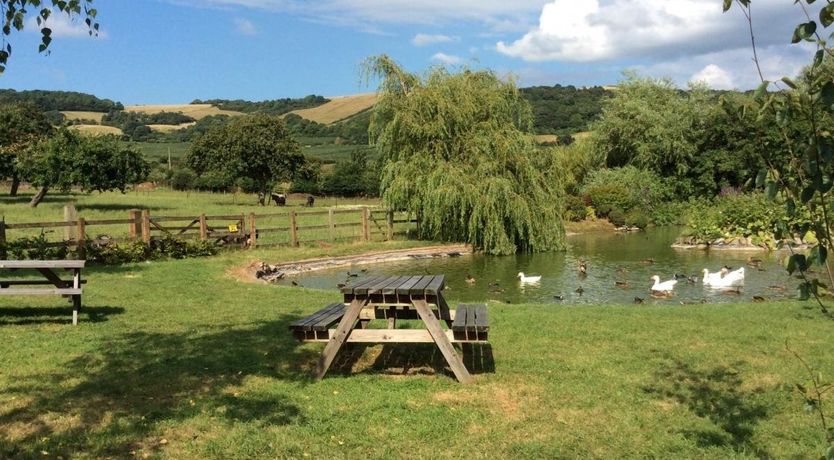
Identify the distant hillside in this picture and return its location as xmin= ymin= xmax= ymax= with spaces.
xmin=290 ymin=94 xmax=377 ymax=125
xmin=124 ymin=104 xmax=243 ymax=120
xmin=0 ymin=89 xmax=123 ymax=112
xmin=520 ymin=85 xmax=613 ymax=136
xmin=193 ymin=95 xmax=329 ymax=115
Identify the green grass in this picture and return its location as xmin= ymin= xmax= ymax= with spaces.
xmin=134 ymin=142 xmax=191 ymax=166
xmin=0 ymin=243 xmax=832 ymax=458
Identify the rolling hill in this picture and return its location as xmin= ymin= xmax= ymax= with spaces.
xmin=289 ymin=93 xmax=377 ymax=125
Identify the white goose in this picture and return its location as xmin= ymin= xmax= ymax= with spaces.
xmin=517 ymin=272 xmax=542 ymax=283
xmin=702 ymin=268 xmax=725 ymax=285
xmin=706 ymin=267 xmax=745 ymax=288
xmin=650 ymin=275 xmax=678 ymax=293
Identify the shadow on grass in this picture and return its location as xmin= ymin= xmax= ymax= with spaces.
xmin=0 ymin=305 xmax=125 ymax=325
xmin=330 ymin=342 xmax=495 ymax=378
xmin=0 ymin=317 xmax=319 ymax=458
xmin=0 ymin=195 xmax=75 ymax=206
xmin=643 ymin=358 xmax=770 ymax=458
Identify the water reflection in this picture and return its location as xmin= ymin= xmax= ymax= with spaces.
xmin=280 ymin=228 xmax=799 ymax=305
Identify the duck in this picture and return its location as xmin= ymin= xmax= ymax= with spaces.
xmin=465 ymin=274 xmax=476 ymax=284
xmin=575 ymin=286 xmax=585 ymax=296
xmin=346 ymin=271 xmax=359 ymax=278
xmin=640 ymin=258 xmax=656 ymax=265
xmin=687 ymin=275 xmax=699 ymax=284
xmin=633 ymin=296 xmax=645 ymax=304
xmin=747 ymin=257 xmax=763 ymax=268
xmin=553 ymin=295 xmax=565 ymax=301
xmin=615 ymin=280 xmax=629 ymax=288
xmin=578 ymin=259 xmax=588 ymax=276
xmin=650 ymin=275 xmax=677 ymax=294
xmin=752 ymin=295 xmax=766 ymax=302
xmin=517 ymin=272 xmax=542 ymax=283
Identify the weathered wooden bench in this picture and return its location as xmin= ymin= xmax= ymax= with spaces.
xmin=289 ymin=302 xmax=490 ymax=344
xmin=0 ymin=260 xmax=85 ymax=325
xmin=451 ymin=304 xmax=489 ymax=342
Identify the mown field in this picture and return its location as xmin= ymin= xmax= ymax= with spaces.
xmin=124 ymin=104 xmax=243 ymax=120
xmin=0 ymin=242 xmax=831 ymax=459
xmin=289 ymin=94 xmax=377 ymax=125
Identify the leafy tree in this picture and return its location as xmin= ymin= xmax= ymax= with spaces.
xmin=187 ymin=114 xmax=305 ymax=205
xmin=0 ymin=89 xmax=121 ymax=111
xmin=191 ymin=95 xmax=328 ymax=115
xmin=0 ymin=102 xmax=52 ymax=195
xmin=0 ymin=1 xmax=100 ymax=73
xmin=366 ymin=55 xmax=566 ymax=255
xmin=18 ymin=129 xmax=149 ymax=207
xmin=520 ymin=84 xmax=612 ymax=136
xmin=321 ymin=150 xmax=379 ymax=197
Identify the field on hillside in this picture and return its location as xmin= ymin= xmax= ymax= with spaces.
xmin=134 ymin=142 xmax=191 ymax=165
xmin=290 ymin=93 xmax=377 ymax=124
xmin=67 ymin=124 xmax=123 ymax=136
xmin=124 ymin=104 xmax=243 ymax=120
xmin=147 ymin=122 xmax=197 ymax=132
xmin=0 ymin=243 xmax=831 ymax=458
xmin=61 ymin=111 xmax=106 ymax=123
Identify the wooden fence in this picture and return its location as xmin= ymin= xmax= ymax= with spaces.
xmin=0 ymin=206 xmax=418 ymax=258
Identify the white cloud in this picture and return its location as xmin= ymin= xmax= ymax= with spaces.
xmin=412 ymin=33 xmax=456 ymax=46
xmin=26 ymin=12 xmax=106 ymax=39
xmin=496 ymin=0 xmax=816 ymax=62
xmin=690 ymin=64 xmax=734 ymax=89
xmin=234 ymin=18 xmax=258 ymax=35
xmin=432 ymin=52 xmax=462 ymax=65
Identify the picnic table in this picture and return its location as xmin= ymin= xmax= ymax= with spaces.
xmin=290 ymin=274 xmax=489 ymax=383
xmin=0 ymin=260 xmax=85 ymax=325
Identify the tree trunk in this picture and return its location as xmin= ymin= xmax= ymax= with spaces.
xmin=29 ymin=186 xmax=48 ymax=208
xmin=9 ymin=175 xmax=19 ymax=196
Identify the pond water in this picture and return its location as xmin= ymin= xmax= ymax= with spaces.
xmin=280 ymin=227 xmax=800 ymax=305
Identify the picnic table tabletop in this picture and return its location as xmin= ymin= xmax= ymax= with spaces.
xmin=340 ymin=274 xmax=445 ymax=297
xmin=0 ymin=260 xmax=86 ymax=269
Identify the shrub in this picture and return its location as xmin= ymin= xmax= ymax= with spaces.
xmin=608 ymin=207 xmax=626 ymax=227
xmin=1 ymin=234 xmax=68 ymax=260
xmin=564 ymin=195 xmax=587 ymax=222
xmin=625 ymin=209 xmax=649 ymax=229
xmin=580 ymin=166 xmax=673 ymax=215
xmin=170 ymin=167 xmax=196 ymax=191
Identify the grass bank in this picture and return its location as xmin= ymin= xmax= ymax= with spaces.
xmin=0 ymin=244 xmax=831 ymax=459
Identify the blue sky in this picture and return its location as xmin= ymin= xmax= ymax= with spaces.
xmin=0 ymin=0 xmax=820 ymax=105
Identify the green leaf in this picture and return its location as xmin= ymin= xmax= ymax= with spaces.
xmin=723 ymin=0 xmax=733 ymax=12
xmin=766 ymin=181 xmax=778 ymax=200
xmin=754 ymin=80 xmax=770 ymax=100
xmin=788 ymin=254 xmax=808 ymax=275
xmin=793 ymin=22 xmax=817 ymax=43
xmin=821 ymin=3 xmax=834 ymax=28
xmin=821 ymin=82 xmax=834 ymax=108
xmin=814 ymin=49 xmax=825 ymax=68
xmin=781 ymin=77 xmax=798 ymax=89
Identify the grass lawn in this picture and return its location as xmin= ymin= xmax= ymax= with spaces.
xmin=0 ymin=243 xmax=832 ymax=459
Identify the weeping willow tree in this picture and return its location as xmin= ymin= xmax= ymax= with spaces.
xmin=365 ymin=55 xmax=566 ymax=255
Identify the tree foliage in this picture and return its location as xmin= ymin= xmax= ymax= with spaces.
xmin=366 ymin=55 xmax=566 ymax=255
xmin=0 ymin=102 xmax=52 ymax=195
xmin=18 ymin=129 xmax=149 ymax=207
xmin=0 ymin=0 xmax=99 ymax=73
xmin=192 ymin=95 xmax=328 ymax=115
xmin=520 ymin=84 xmax=611 ymax=136
xmin=187 ymin=114 xmax=305 ymax=205
xmin=0 ymin=89 xmax=121 ymax=112
xmin=321 ymin=150 xmax=378 ymax=197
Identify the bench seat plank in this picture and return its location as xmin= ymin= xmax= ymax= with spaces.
xmin=0 ymin=260 xmax=85 ymax=269
xmin=0 ymin=288 xmax=82 ymax=296
xmin=289 ymin=303 xmax=346 ymax=331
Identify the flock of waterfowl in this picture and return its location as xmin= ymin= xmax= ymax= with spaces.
xmin=460 ymin=256 xmax=783 ymax=304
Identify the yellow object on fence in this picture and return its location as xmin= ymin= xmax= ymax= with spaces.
xmin=228 ymin=224 xmax=238 ymax=233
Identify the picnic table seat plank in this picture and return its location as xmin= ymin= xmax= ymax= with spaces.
xmin=0 ymin=260 xmax=85 ymax=269
xmin=0 ymin=279 xmax=87 ymax=286
xmin=0 ymin=260 xmax=84 ymax=325
xmin=0 ymin=288 xmax=82 ymax=296
xmin=289 ymin=303 xmax=345 ymax=331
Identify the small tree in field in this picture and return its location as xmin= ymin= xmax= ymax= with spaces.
xmin=366 ymin=55 xmax=566 ymax=255
xmin=19 ymin=129 xmax=149 ymax=207
xmin=187 ymin=114 xmax=305 ymax=205
xmin=0 ymin=102 xmax=52 ymax=196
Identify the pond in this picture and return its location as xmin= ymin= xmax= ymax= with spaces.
xmin=279 ymin=227 xmax=801 ymax=305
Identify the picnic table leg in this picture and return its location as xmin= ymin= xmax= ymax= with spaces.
xmin=72 ymin=268 xmax=81 ymax=325
xmin=412 ymin=299 xmax=473 ymax=384
xmin=438 ymin=294 xmax=454 ymax=328
xmin=315 ymin=298 xmax=367 ymax=380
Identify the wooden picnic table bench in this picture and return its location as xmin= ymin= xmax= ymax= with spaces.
xmin=0 ymin=260 xmax=85 ymax=325
xmin=289 ymin=274 xmax=489 ymax=383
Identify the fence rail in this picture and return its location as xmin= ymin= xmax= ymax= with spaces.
xmin=0 ymin=204 xmax=419 ymax=259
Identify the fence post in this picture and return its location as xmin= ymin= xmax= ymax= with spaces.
xmin=199 ymin=213 xmax=207 ymax=241
xmin=249 ymin=212 xmax=257 ymax=249
xmin=289 ymin=210 xmax=298 ymax=247
xmin=328 ymin=208 xmax=335 ymax=242
xmin=361 ymin=208 xmax=370 ymax=242
xmin=64 ymin=204 xmax=76 ymax=242
xmin=141 ymin=210 xmax=151 ymax=244
xmin=386 ymin=210 xmax=394 ymax=241
xmin=239 ymin=213 xmax=245 ymax=247
xmin=128 ymin=209 xmax=141 ymax=240
xmin=76 ymin=217 xmax=86 ymax=259
xmin=0 ymin=218 xmax=6 ymax=259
